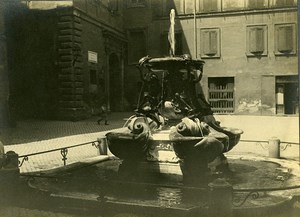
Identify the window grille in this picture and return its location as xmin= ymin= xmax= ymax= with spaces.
xmin=208 ymin=77 xmax=234 ymax=114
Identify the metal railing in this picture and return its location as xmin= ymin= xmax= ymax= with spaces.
xmin=18 ymin=140 xmax=104 ymax=167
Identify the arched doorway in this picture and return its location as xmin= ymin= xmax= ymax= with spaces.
xmin=108 ymin=53 xmax=122 ymax=111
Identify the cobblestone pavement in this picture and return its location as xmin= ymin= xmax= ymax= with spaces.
xmin=1 ymin=113 xmax=132 ymax=173
xmin=0 ymin=112 xmax=133 ymax=145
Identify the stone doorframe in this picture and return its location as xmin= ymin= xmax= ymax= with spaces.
xmin=103 ymin=30 xmax=126 ymax=111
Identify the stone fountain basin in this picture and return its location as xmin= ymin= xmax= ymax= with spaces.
xmin=27 ymin=155 xmax=300 ymax=217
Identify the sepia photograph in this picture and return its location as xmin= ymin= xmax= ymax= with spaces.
xmin=0 ymin=0 xmax=299 ymax=216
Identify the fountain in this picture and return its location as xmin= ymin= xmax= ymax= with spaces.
xmin=12 ymin=9 xmax=300 ymax=217
xmin=20 ymin=56 xmax=300 ymax=217
xmin=106 ymin=54 xmax=243 ymax=185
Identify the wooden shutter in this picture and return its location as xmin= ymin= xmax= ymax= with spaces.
xmin=249 ymin=27 xmax=264 ymax=53
xmin=278 ymin=26 xmax=293 ymax=53
xmin=209 ymin=31 xmax=218 ymax=55
xmin=201 ymin=29 xmax=219 ymax=57
xmin=203 ymin=31 xmax=210 ymax=55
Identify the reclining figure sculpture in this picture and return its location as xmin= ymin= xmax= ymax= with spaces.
xmin=106 ymin=54 xmax=243 ymax=185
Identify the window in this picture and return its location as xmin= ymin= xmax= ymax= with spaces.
xmin=90 ymin=70 xmax=97 ymax=85
xmin=246 ymin=25 xmax=268 ymax=56
xmin=200 ymin=28 xmax=220 ymax=58
xmin=202 ymin=0 xmax=218 ymax=12
xmin=248 ymin=0 xmax=267 ymax=8
xmin=275 ymin=24 xmax=296 ymax=55
xmin=128 ymin=30 xmax=146 ymax=64
xmin=127 ymin=0 xmax=146 ymax=8
xmin=275 ymin=0 xmax=295 ymax=7
xmin=161 ymin=32 xmax=183 ymax=56
xmin=208 ymin=77 xmax=235 ymax=114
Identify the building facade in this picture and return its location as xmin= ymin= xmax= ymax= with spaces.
xmin=124 ymin=0 xmax=298 ymax=116
xmin=5 ymin=0 xmax=127 ymax=120
xmin=2 ymin=0 xmax=298 ymax=121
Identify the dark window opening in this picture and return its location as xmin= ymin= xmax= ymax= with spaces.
xmin=208 ymin=77 xmax=234 ymax=114
xmin=90 ymin=70 xmax=97 ymax=85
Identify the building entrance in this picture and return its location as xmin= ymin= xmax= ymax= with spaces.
xmin=276 ymin=76 xmax=298 ymax=115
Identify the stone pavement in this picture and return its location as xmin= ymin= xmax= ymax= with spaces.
xmin=0 ymin=113 xmax=299 ymax=174
xmin=1 ymin=112 xmax=133 ymax=173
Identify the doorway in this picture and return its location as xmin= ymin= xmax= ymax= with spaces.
xmin=276 ymin=76 xmax=298 ymax=115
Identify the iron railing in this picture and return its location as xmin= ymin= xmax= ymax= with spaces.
xmin=18 ymin=140 xmax=103 ymax=167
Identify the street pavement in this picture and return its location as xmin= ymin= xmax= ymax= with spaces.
xmin=0 ymin=112 xmax=299 ymax=217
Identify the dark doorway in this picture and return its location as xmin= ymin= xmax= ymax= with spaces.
xmin=276 ymin=76 xmax=298 ymax=115
xmin=109 ymin=53 xmax=122 ymax=111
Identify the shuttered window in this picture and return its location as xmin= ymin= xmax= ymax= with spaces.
xmin=200 ymin=28 xmax=220 ymax=58
xmin=246 ymin=25 xmax=267 ymax=56
xmin=275 ymin=24 xmax=296 ymax=55
xmin=277 ymin=26 xmax=293 ymax=53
